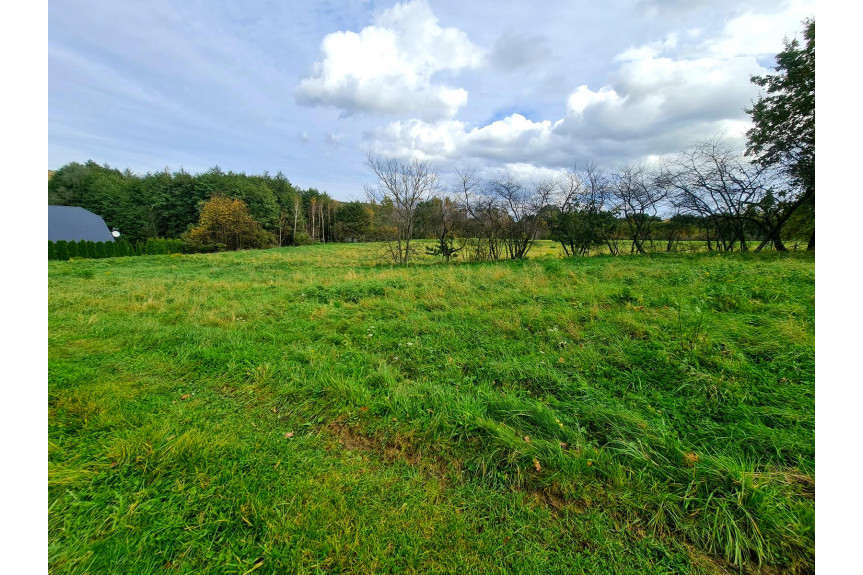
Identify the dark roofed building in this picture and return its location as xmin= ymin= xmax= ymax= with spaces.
xmin=49 ymin=206 xmax=115 ymax=242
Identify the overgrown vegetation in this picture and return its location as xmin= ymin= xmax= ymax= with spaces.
xmin=49 ymin=243 xmax=814 ymax=574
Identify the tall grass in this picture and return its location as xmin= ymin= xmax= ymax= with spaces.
xmin=49 ymin=242 xmax=814 ymax=574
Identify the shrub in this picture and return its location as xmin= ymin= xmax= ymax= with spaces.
xmin=292 ymin=231 xmax=314 ymax=246
xmin=87 ymin=241 xmax=96 ymax=259
xmin=94 ymin=242 xmax=106 ymax=258
xmin=182 ymin=239 xmax=225 ymax=254
xmin=144 ymin=239 xmax=165 ymax=255
xmin=135 ymin=244 xmax=143 ymax=256
xmin=56 ymin=241 xmax=69 ymax=260
xmin=78 ymin=240 xmax=89 ymax=259
xmin=48 ymin=242 xmax=57 ymax=260
xmin=67 ymin=241 xmax=79 ymax=258
xmin=142 ymin=238 xmax=185 ymax=255
xmin=106 ymin=242 xmax=117 ymax=258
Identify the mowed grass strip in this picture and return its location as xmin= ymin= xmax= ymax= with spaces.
xmin=49 ymin=242 xmax=814 ymax=574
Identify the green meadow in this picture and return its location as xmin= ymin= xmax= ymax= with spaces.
xmin=48 ymin=242 xmax=815 ymax=574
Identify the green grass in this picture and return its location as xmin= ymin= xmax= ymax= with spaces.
xmin=49 ymin=241 xmax=815 ymax=574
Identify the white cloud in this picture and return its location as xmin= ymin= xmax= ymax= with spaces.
xmin=365 ymin=1 xmax=814 ymax=171
xmin=706 ymin=0 xmax=813 ymax=58
xmin=295 ymin=0 xmax=485 ymax=120
xmin=615 ymin=33 xmax=679 ymax=62
xmin=367 ymin=114 xmax=569 ymax=166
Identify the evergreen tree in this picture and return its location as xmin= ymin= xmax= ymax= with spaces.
xmin=56 ymin=241 xmax=69 ymax=260
xmin=94 ymin=242 xmax=106 ymax=258
xmin=746 ymin=19 xmax=815 ymax=249
xmin=78 ymin=240 xmax=89 ymax=259
xmin=105 ymin=242 xmax=115 ymax=258
xmin=135 ymin=244 xmax=143 ymax=256
xmin=48 ymin=242 xmax=57 ymax=260
xmin=87 ymin=241 xmax=96 ymax=259
xmin=67 ymin=241 xmax=79 ymax=258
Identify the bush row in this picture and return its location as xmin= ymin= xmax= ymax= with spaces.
xmin=48 ymin=238 xmax=188 ymax=260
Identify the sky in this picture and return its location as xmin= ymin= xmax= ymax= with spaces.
xmin=48 ymin=0 xmax=815 ymax=200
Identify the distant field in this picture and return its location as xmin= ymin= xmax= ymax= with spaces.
xmin=49 ymin=242 xmax=815 ymax=574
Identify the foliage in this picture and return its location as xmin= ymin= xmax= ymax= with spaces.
xmin=115 ymin=239 xmax=130 ymax=257
xmin=48 ymin=241 xmax=56 ymax=260
xmin=550 ymin=208 xmax=618 ymax=256
xmin=55 ymin=240 xmax=69 ymax=260
xmin=186 ymin=196 xmax=273 ymax=251
xmin=746 ymin=19 xmax=815 ymax=249
xmin=143 ymin=238 xmax=185 ymax=255
xmin=48 ymin=162 xmax=321 ymax=245
xmin=333 ymin=201 xmax=374 ymax=242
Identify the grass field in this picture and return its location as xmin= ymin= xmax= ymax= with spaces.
xmin=48 ymin=241 xmax=815 ymax=574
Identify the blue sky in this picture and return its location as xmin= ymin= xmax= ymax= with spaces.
xmin=49 ymin=0 xmax=814 ymax=200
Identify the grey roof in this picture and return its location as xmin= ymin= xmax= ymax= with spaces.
xmin=48 ymin=206 xmax=115 ymax=242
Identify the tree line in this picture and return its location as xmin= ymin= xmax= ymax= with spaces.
xmin=49 ymin=20 xmax=812 ymax=261
xmin=364 ymin=138 xmax=813 ymax=265
xmin=365 ymin=20 xmax=814 ymax=264
xmin=47 ymin=160 xmax=403 ymax=252
xmin=48 ymin=163 xmax=356 ymax=246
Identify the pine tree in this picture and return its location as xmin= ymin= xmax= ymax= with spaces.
xmin=67 ymin=241 xmax=79 ymax=258
xmin=48 ymin=242 xmax=57 ymax=260
xmin=78 ymin=240 xmax=89 ymax=259
xmin=135 ymin=244 xmax=143 ymax=256
xmin=104 ymin=242 xmax=115 ymax=258
xmin=87 ymin=241 xmax=96 ymax=258
xmin=94 ymin=242 xmax=106 ymax=258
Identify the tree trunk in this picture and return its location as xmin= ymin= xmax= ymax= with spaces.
xmin=293 ymin=198 xmax=299 ymax=242
xmin=773 ymin=230 xmax=787 ymax=252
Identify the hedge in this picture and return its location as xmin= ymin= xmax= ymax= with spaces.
xmin=48 ymin=238 xmax=206 ymax=260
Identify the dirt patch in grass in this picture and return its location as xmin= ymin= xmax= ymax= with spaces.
xmin=683 ymin=543 xmax=813 ymax=575
xmin=327 ymin=422 xmax=455 ymax=480
xmin=332 ymin=422 xmax=377 ymax=452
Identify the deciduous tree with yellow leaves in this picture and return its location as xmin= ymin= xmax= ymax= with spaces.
xmin=186 ymin=196 xmax=273 ymax=251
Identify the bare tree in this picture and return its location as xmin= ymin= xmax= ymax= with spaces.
xmin=364 ymin=154 xmax=440 ymax=264
xmin=461 ymin=170 xmax=552 ymax=260
xmin=663 ymin=139 xmax=779 ymax=252
xmin=459 ymin=167 xmax=505 ymax=261
xmin=550 ymin=162 xmax=621 ymax=256
xmin=487 ymin=173 xmax=553 ymax=259
xmin=615 ymin=162 xmax=668 ymax=254
xmin=422 ymin=196 xmax=469 ymax=262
